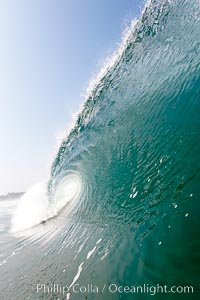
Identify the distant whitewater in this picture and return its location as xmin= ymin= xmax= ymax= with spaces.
xmin=0 ymin=0 xmax=200 ymax=299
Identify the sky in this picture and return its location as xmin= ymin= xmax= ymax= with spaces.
xmin=0 ymin=0 xmax=143 ymax=195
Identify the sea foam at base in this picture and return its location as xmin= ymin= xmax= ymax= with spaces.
xmin=11 ymin=173 xmax=82 ymax=232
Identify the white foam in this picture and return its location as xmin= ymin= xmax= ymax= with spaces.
xmin=11 ymin=183 xmax=50 ymax=232
xmin=11 ymin=173 xmax=82 ymax=233
xmin=86 ymin=246 xmax=97 ymax=259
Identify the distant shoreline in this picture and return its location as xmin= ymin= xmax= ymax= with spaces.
xmin=0 ymin=192 xmax=24 ymax=200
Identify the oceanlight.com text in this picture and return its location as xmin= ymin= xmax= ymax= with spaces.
xmin=108 ymin=283 xmax=194 ymax=295
xmin=36 ymin=283 xmax=194 ymax=296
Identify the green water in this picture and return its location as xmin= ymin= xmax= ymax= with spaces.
xmin=49 ymin=0 xmax=200 ymax=298
xmin=0 ymin=0 xmax=199 ymax=299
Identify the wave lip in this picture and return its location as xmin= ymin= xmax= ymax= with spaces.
xmin=50 ymin=171 xmax=82 ymax=215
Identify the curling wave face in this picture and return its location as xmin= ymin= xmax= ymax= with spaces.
xmin=0 ymin=0 xmax=200 ymax=299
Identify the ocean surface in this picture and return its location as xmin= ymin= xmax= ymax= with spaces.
xmin=0 ymin=0 xmax=200 ymax=299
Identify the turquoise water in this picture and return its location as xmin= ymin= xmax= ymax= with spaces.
xmin=0 ymin=0 xmax=200 ymax=299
